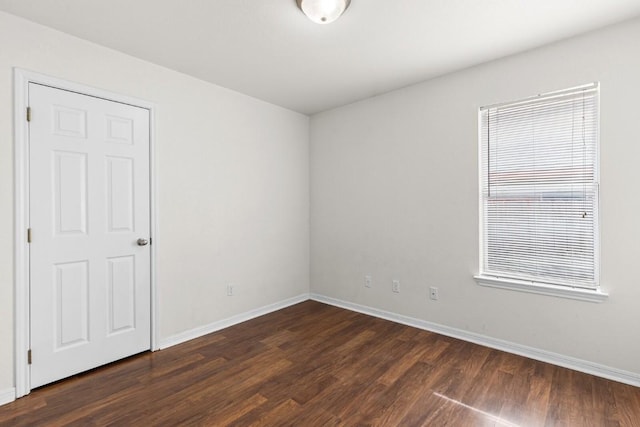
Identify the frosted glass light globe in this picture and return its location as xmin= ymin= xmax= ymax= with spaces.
xmin=296 ymin=0 xmax=351 ymax=24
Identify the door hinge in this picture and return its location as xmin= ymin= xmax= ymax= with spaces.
xmin=26 ymin=106 xmax=31 ymax=122
xmin=149 ymin=237 xmax=152 ymax=245
xmin=27 ymin=349 xmax=32 ymax=365
xmin=27 ymin=228 xmax=32 ymax=243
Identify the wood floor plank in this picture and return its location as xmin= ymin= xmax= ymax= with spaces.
xmin=497 ymin=359 xmax=544 ymax=426
xmin=1 ymin=300 xmax=639 ymax=426
xmin=362 ymin=361 xmax=436 ymax=425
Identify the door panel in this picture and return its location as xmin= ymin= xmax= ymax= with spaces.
xmin=54 ymin=260 xmax=89 ymax=349
xmin=29 ymin=83 xmax=151 ymax=388
xmin=107 ymin=255 xmax=136 ymax=334
xmin=53 ymin=151 xmax=88 ymax=235
xmin=106 ymin=156 xmax=135 ymax=232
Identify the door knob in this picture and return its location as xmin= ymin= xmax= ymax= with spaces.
xmin=137 ymin=238 xmax=149 ymax=246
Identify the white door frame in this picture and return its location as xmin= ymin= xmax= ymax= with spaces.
xmin=13 ymin=68 xmax=159 ymax=398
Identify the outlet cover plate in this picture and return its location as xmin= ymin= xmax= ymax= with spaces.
xmin=365 ymin=275 xmax=372 ymax=288
xmin=392 ymin=280 xmax=400 ymax=293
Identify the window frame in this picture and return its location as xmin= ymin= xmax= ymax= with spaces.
xmin=474 ymin=83 xmax=607 ymax=302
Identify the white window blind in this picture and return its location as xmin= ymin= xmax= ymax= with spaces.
xmin=479 ymin=83 xmax=599 ymax=289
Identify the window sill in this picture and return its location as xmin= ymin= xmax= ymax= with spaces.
xmin=474 ymin=275 xmax=608 ymax=303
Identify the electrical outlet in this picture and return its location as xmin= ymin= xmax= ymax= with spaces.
xmin=392 ymin=280 xmax=400 ymax=293
xmin=429 ymin=286 xmax=439 ymax=300
xmin=227 ymin=283 xmax=234 ymax=296
xmin=365 ymin=275 xmax=372 ymax=288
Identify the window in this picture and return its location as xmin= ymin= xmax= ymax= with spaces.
xmin=476 ymin=83 xmax=604 ymax=300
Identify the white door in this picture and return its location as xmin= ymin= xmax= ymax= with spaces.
xmin=29 ymin=83 xmax=151 ymax=388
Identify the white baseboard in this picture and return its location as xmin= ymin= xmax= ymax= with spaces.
xmin=159 ymin=293 xmax=310 ymax=349
xmin=310 ymin=293 xmax=640 ymax=388
xmin=152 ymin=291 xmax=640 ymax=388
xmin=0 ymin=388 xmax=15 ymax=407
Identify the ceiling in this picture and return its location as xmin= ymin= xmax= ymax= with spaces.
xmin=1 ymin=1 xmax=639 ymax=115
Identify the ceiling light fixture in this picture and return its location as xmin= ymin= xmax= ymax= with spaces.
xmin=296 ymin=0 xmax=351 ymax=24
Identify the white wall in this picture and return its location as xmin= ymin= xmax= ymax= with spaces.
xmin=310 ymin=17 xmax=640 ymax=376
xmin=0 ymin=11 xmax=309 ymax=394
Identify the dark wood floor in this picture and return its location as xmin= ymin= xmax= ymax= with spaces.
xmin=1 ymin=301 xmax=639 ymax=426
